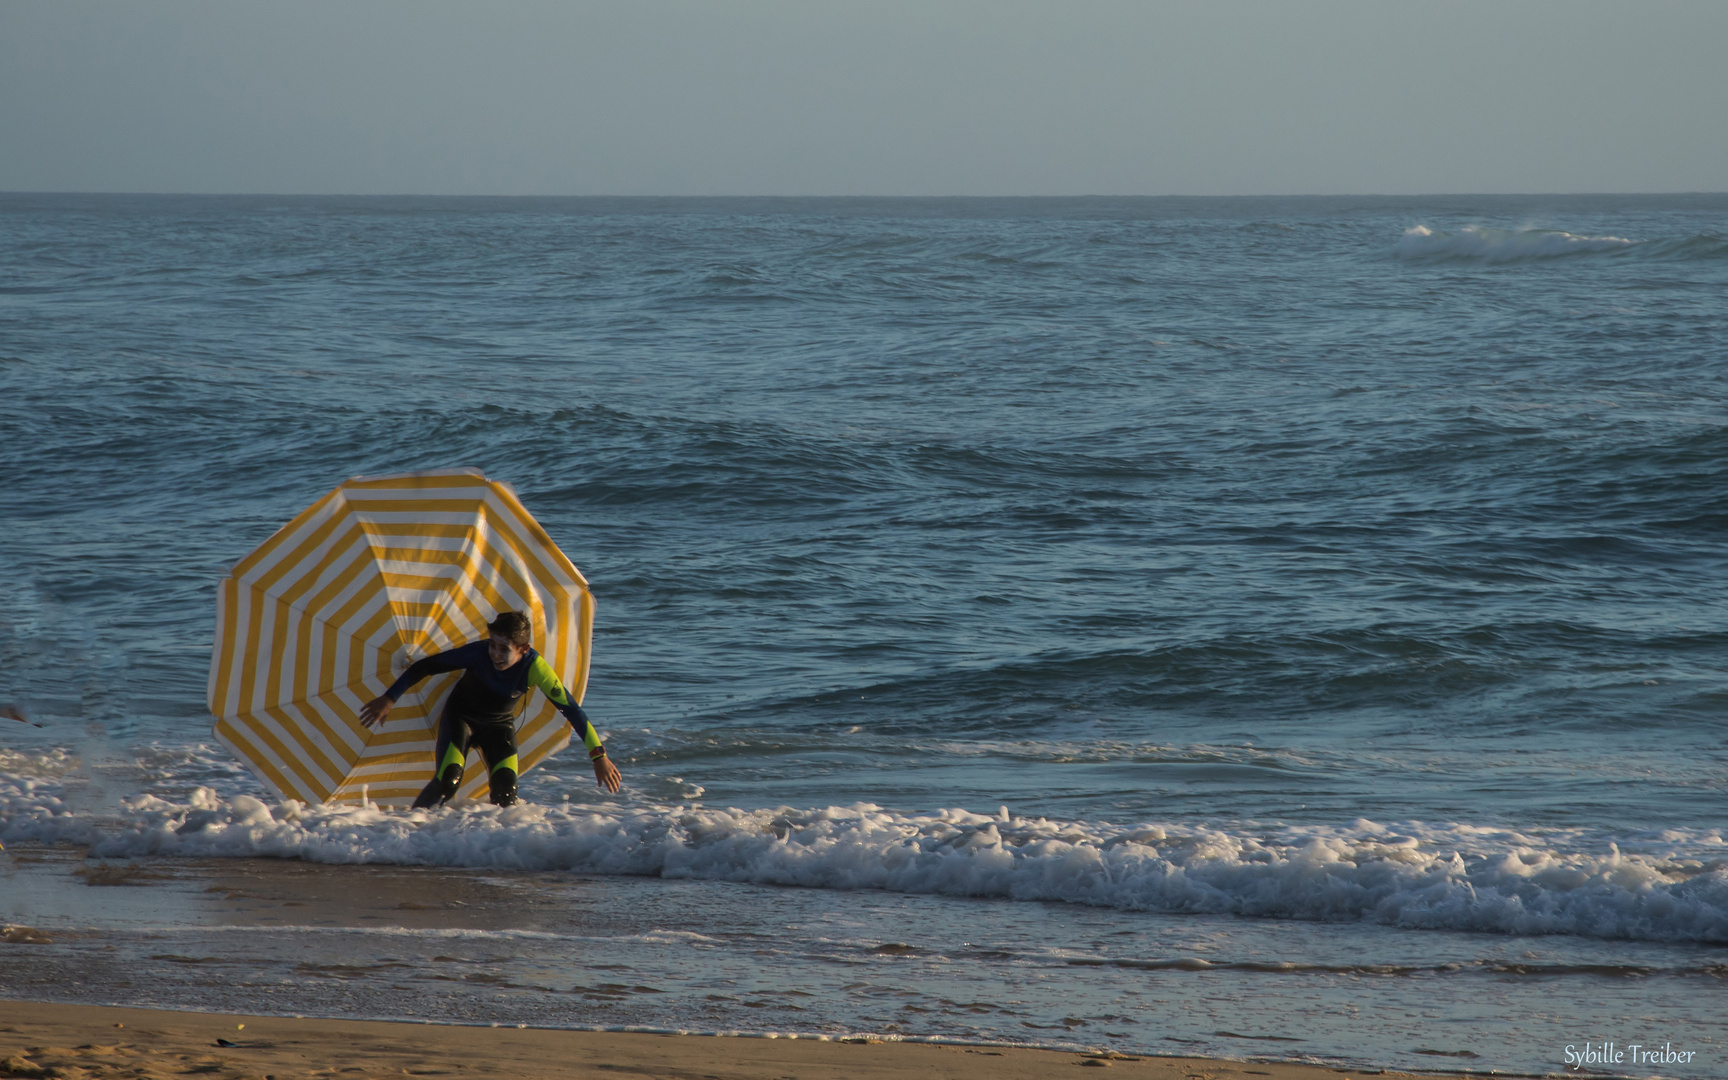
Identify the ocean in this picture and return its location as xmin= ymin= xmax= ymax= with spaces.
xmin=2 ymin=193 xmax=1726 ymax=1076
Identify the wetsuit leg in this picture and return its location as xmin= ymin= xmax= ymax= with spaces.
xmin=470 ymin=720 xmax=521 ymax=807
xmin=413 ymin=705 xmax=472 ymax=809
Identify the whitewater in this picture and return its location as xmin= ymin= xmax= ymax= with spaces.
xmin=7 ymin=749 xmax=1728 ymax=944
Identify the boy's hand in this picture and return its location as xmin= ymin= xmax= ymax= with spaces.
xmin=358 ymin=695 xmax=393 ymax=728
xmin=592 ymin=753 xmax=622 ymax=793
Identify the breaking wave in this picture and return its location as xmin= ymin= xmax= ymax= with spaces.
xmin=1394 ymin=225 xmax=1728 ymax=264
xmin=5 ymin=751 xmax=1726 ymax=945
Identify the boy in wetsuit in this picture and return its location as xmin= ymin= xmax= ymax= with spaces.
xmin=358 ymin=611 xmax=622 ymax=807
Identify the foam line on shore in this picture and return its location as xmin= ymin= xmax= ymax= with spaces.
xmin=5 ymin=749 xmax=1726 ymax=944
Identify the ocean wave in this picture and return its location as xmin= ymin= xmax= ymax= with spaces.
xmin=1395 ymin=225 xmax=1639 ymax=263
xmin=1063 ymin=955 xmax=1728 ymax=978
xmin=1394 ymin=224 xmax=1728 ymax=264
xmin=5 ymin=752 xmax=1725 ymax=944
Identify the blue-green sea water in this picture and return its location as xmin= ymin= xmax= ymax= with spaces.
xmin=3 ymin=194 xmax=1726 ymax=1076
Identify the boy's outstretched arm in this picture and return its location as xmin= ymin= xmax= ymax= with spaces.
xmin=528 ymin=656 xmax=622 ymax=793
xmin=359 ymin=646 xmax=476 ymax=728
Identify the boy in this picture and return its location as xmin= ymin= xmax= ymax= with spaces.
xmin=358 ymin=612 xmax=622 ymax=807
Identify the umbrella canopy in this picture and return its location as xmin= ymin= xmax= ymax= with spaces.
xmin=208 ymin=469 xmax=594 ymax=807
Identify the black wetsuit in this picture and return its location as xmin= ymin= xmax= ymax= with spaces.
xmin=384 ymin=640 xmax=601 ymax=809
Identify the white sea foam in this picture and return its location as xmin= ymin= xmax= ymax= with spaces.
xmin=4 ymin=750 xmax=1725 ymax=944
xmin=1395 ymin=225 xmax=1638 ymax=263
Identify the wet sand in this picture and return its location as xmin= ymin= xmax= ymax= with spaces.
xmin=0 ymin=1000 xmax=1425 ymax=1080
xmin=1 ymin=852 xmax=1533 ymax=1073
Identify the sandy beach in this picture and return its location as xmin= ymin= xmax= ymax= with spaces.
xmin=0 ymin=1001 xmax=1427 ymax=1080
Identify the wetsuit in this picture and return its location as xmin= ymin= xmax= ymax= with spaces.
xmin=383 ymin=640 xmax=603 ymax=809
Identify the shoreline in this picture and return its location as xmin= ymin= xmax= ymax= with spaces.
xmin=7 ymin=850 xmax=1686 ymax=1080
xmin=0 ymin=999 xmax=1448 ymax=1080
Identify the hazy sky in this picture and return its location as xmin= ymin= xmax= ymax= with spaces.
xmin=3 ymin=0 xmax=1725 ymax=196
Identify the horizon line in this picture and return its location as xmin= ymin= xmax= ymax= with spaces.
xmin=4 ymin=189 xmax=1726 ymax=201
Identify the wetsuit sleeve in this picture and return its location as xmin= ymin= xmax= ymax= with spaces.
xmin=383 ymin=641 xmax=486 ymax=701
xmin=527 ymin=655 xmax=603 ymax=753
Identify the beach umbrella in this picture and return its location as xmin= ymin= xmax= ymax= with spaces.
xmin=207 ymin=468 xmax=594 ymax=807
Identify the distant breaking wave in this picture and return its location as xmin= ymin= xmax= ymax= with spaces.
xmin=1394 ymin=224 xmax=1728 ymax=263
xmin=5 ymin=751 xmax=1726 ymax=945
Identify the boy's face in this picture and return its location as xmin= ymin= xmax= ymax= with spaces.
xmin=488 ymin=634 xmax=529 ymax=670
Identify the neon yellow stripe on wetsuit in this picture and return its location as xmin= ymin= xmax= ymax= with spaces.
xmin=527 ymin=655 xmax=603 ymax=753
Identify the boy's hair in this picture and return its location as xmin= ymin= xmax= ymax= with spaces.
xmin=487 ymin=611 xmax=533 ymax=648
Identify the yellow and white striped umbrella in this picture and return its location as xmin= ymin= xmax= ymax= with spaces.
xmin=207 ymin=468 xmax=594 ymax=807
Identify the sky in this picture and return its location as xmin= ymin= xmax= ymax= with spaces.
xmin=1 ymin=0 xmax=1725 ymax=197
